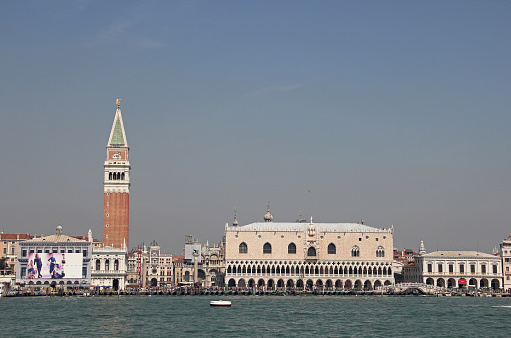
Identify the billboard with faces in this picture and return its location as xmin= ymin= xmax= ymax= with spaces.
xmin=26 ymin=253 xmax=82 ymax=279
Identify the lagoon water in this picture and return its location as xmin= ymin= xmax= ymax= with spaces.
xmin=1 ymin=295 xmax=510 ymax=337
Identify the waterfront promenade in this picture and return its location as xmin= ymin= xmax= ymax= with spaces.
xmin=4 ymin=283 xmax=509 ymax=298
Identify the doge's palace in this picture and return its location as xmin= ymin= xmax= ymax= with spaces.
xmin=225 ymin=208 xmax=394 ymax=290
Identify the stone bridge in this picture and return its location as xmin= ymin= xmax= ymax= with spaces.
xmin=394 ymin=282 xmax=444 ymax=295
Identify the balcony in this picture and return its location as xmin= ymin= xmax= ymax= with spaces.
xmin=91 ymin=270 xmax=126 ymax=276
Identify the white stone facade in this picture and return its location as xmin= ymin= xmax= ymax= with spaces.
xmin=200 ymin=244 xmax=226 ymax=288
xmin=225 ymin=218 xmax=394 ymax=290
xmin=147 ymin=244 xmax=173 ymax=287
xmin=416 ymin=251 xmax=504 ymax=289
xmin=500 ymin=236 xmax=511 ymax=291
xmin=16 ymin=226 xmax=92 ymax=288
xmin=103 ymin=104 xmax=131 ymax=194
xmin=91 ymin=246 xmax=127 ymax=291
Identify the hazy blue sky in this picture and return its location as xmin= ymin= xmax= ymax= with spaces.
xmin=1 ymin=1 xmax=509 ymax=254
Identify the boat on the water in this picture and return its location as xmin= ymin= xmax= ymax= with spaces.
xmin=210 ymin=300 xmax=231 ymax=307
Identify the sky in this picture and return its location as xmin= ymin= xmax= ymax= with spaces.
xmin=0 ymin=1 xmax=510 ymax=254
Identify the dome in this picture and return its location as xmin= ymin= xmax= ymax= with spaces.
xmin=264 ymin=210 xmax=273 ymax=222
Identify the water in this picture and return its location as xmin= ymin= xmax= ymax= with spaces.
xmin=1 ymin=295 xmax=510 ymax=337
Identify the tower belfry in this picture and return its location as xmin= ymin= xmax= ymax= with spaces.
xmin=102 ymin=99 xmax=131 ymax=249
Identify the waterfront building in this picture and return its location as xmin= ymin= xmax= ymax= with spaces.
xmin=182 ymin=235 xmax=226 ymax=287
xmin=172 ymin=255 xmax=185 ymax=284
xmin=0 ymin=232 xmax=35 ymax=275
xmin=225 ymin=208 xmax=395 ymax=290
xmin=16 ymin=224 xmax=92 ymax=288
xmin=393 ymin=241 xmax=424 ymax=283
xmin=146 ymin=242 xmax=173 ymax=287
xmin=401 ymin=262 xmax=421 ymax=283
xmin=183 ymin=235 xmax=225 ymax=288
xmin=91 ymin=244 xmax=128 ymax=291
xmin=103 ymin=99 xmax=131 ymax=249
xmin=126 ymin=251 xmax=140 ymax=287
xmin=416 ymin=248 xmax=504 ymax=289
xmin=499 ymin=235 xmax=511 ymax=291
xmin=125 ymin=242 xmax=173 ymax=288
xmin=200 ymin=241 xmax=226 ymax=288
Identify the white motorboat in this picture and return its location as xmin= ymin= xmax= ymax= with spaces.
xmin=210 ymin=300 xmax=231 ymax=307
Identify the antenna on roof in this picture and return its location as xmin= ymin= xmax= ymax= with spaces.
xmin=233 ymin=207 xmax=238 ymax=226
xmin=296 ymin=211 xmax=306 ymax=223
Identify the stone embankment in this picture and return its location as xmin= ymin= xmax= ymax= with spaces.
xmin=4 ymin=287 xmax=510 ymax=297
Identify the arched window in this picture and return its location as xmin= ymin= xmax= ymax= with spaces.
xmin=263 ymin=242 xmax=272 ymax=254
xmin=95 ymin=259 xmax=100 ymax=271
xmin=239 ymin=242 xmax=248 ymax=254
xmin=109 ymin=172 xmax=113 ymax=180
xmin=376 ymin=246 xmax=385 ymax=257
xmin=105 ymin=259 xmax=110 ymax=270
xmin=328 ymin=243 xmax=336 ymax=254
xmin=288 ymin=243 xmax=296 ymax=254
xmin=351 ymin=246 xmax=360 ymax=257
xmin=117 ymin=172 xmax=121 ymax=180
xmin=307 ymin=247 xmax=316 ymax=256
xmin=121 ymin=173 xmax=125 ymax=180
xmin=114 ymin=259 xmax=119 ymax=271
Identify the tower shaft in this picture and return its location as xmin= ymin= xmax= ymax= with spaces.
xmin=102 ymin=100 xmax=131 ymax=249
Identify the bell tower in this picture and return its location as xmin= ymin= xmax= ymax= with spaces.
xmin=103 ymin=99 xmax=131 ymax=249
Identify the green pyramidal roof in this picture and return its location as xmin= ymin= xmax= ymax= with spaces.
xmin=107 ymin=108 xmax=128 ymax=147
xmin=110 ymin=116 xmax=125 ymax=145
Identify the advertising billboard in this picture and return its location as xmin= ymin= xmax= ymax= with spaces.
xmin=26 ymin=253 xmax=83 ymax=279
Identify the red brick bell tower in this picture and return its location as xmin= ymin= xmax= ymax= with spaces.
xmin=102 ymin=99 xmax=131 ymax=249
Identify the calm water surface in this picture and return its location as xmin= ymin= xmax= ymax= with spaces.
xmin=1 ymin=295 xmax=510 ymax=337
